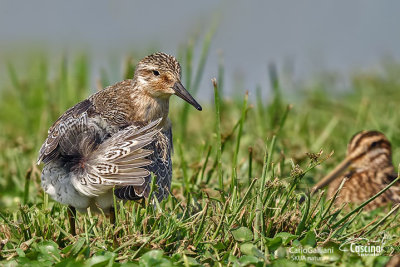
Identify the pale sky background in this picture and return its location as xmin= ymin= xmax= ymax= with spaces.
xmin=1 ymin=0 xmax=400 ymax=101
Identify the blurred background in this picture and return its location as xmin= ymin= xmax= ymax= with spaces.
xmin=1 ymin=0 xmax=400 ymax=100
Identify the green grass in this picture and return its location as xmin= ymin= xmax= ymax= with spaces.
xmin=1 ymin=43 xmax=400 ymax=266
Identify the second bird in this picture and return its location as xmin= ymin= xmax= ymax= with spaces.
xmin=37 ymin=52 xmax=202 ymax=217
xmin=312 ymin=130 xmax=400 ymax=210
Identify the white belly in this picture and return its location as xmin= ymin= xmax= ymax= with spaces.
xmin=41 ymin=162 xmax=114 ymax=213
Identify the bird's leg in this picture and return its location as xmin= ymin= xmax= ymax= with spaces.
xmin=110 ymin=207 xmax=116 ymax=225
xmin=68 ymin=206 xmax=76 ymax=236
xmin=110 ymin=206 xmax=118 ymax=247
xmin=140 ymin=197 xmax=146 ymax=209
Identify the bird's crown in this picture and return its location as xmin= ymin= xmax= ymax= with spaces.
xmin=347 ymin=130 xmax=391 ymax=157
xmin=135 ymin=52 xmax=181 ymax=79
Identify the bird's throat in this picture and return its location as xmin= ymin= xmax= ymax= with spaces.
xmin=129 ymin=92 xmax=170 ymax=129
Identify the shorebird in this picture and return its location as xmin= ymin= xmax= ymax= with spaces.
xmin=312 ymin=131 xmax=400 ymax=210
xmin=37 ymin=52 xmax=202 ymax=234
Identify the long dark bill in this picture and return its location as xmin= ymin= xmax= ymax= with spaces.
xmin=311 ymin=157 xmax=352 ymax=194
xmin=173 ymin=81 xmax=202 ymax=111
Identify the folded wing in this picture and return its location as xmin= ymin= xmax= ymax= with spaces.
xmin=71 ymin=118 xmax=163 ymax=197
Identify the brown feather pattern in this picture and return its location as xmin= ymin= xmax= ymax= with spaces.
xmin=323 ymin=131 xmax=400 ymax=210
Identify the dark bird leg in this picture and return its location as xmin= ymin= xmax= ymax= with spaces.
xmin=110 ymin=207 xmax=117 ymax=247
xmin=110 ymin=207 xmax=116 ymax=225
xmin=140 ymin=197 xmax=146 ymax=208
xmin=68 ymin=206 xmax=76 ymax=236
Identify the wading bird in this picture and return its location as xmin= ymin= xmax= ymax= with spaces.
xmin=37 ymin=53 xmax=202 ymax=234
xmin=312 ymin=131 xmax=400 ymax=210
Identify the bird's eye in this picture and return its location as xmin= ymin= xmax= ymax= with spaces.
xmin=371 ymin=141 xmax=379 ymax=148
xmin=153 ymin=70 xmax=160 ymax=76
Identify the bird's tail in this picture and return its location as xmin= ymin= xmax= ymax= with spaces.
xmin=70 ymin=118 xmax=163 ymax=197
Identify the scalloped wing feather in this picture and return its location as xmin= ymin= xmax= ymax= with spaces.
xmin=37 ymin=99 xmax=93 ymax=164
xmin=114 ymin=127 xmax=173 ymax=201
xmin=72 ymin=118 xmax=163 ymax=197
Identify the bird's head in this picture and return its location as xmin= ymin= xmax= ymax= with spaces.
xmin=312 ymin=130 xmax=392 ymax=193
xmin=346 ymin=130 xmax=392 ymax=168
xmin=134 ymin=52 xmax=202 ymax=111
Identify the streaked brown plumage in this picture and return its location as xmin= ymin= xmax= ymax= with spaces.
xmin=312 ymin=131 xmax=400 ymax=210
xmin=37 ymin=53 xmax=202 ymax=221
xmin=386 ymin=254 xmax=400 ymax=267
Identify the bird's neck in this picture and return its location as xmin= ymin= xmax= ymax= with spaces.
xmin=129 ymin=89 xmax=170 ymax=130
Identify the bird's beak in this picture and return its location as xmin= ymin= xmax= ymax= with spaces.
xmin=173 ymin=81 xmax=202 ymax=111
xmin=311 ymin=157 xmax=352 ymax=194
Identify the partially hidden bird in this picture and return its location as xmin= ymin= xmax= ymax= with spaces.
xmin=37 ymin=53 xmax=202 ymax=233
xmin=311 ymin=130 xmax=400 ymax=210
